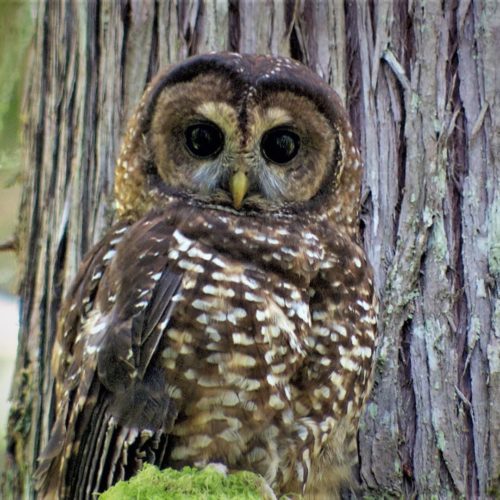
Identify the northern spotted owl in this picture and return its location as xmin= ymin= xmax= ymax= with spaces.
xmin=36 ymin=53 xmax=377 ymax=499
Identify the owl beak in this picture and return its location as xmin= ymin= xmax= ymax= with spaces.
xmin=229 ymin=170 xmax=249 ymax=209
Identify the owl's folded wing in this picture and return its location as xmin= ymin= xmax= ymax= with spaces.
xmin=35 ymin=214 xmax=182 ymax=499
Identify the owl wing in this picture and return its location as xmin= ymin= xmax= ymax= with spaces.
xmin=36 ymin=215 xmax=183 ymax=499
xmin=290 ymin=233 xmax=377 ymax=494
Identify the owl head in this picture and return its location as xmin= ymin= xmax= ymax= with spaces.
xmin=115 ymin=53 xmax=362 ymax=232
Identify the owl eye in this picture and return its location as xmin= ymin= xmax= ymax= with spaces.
xmin=185 ymin=122 xmax=224 ymax=158
xmin=261 ymin=127 xmax=300 ymax=165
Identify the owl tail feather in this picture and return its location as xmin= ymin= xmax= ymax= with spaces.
xmin=35 ymin=379 xmax=175 ymax=500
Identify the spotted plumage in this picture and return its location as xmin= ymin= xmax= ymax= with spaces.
xmin=36 ymin=53 xmax=377 ymax=499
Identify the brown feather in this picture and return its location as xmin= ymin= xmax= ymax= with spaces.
xmin=37 ymin=53 xmax=377 ymax=499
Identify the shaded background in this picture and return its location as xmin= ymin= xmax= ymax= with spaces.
xmin=0 ymin=0 xmax=33 ymax=455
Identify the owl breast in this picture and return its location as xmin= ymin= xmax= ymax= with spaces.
xmin=97 ymin=201 xmax=325 ymax=482
xmin=178 ymin=211 xmax=317 ymax=440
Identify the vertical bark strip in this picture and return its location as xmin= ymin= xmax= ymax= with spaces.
xmin=3 ymin=1 xmax=498 ymax=498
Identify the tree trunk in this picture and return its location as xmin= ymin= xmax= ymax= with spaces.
xmin=4 ymin=1 xmax=499 ymax=498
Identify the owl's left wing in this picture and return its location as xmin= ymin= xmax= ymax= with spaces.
xmin=36 ymin=214 xmax=183 ymax=499
xmin=287 ymin=231 xmax=378 ymax=494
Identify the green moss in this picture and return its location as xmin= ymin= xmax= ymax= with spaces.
xmin=99 ymin=463 xmax=275 ymax=500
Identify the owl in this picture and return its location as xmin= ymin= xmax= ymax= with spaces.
xmin=35 ymin=53 xmax=377 ymax=499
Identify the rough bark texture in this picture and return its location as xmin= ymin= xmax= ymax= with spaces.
xmin=3 ymin=1 xmax=499 ymax=498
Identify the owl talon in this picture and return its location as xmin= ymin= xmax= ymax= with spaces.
xmin=200 ymin=462 xmax=228 ymax=476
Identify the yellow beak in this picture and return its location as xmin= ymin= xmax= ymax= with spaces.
xmin=229 ymin=170 xmax=249 ymax=209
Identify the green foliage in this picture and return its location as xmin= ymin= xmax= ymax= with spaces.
xmin=0 ymin=0 xmax=33 ymax=189
xmin=99 ymin=463 xmax=274 ymax=500
xmin=0 ymin=0 xmax=33 ymax=155
xmin=0 ymin=0 xmax=33 ymax=292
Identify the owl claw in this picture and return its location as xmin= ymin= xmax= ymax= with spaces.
xmin=201 ymin=462 xmax=228 ymax=476
xmin=200 ymin=462 xmax=277 ymax=499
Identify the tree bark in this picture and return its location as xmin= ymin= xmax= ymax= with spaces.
xmin=4 ymin=1 xmax=499 ymax=498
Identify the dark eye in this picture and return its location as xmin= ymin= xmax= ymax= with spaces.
xmin=261 ymin=127 xmax=300 ymax=164
xmin=184 ymin=122 xmax=224 ymax=158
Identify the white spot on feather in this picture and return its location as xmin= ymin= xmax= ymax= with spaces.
xmin=172 ymin=229 xmax=192 ymax=251
xmin=206 ymin=327 xmax=221 ymax=342
xmin=89 ymin=320 xmax=107 ymax=335
xmin=168 ymin=249 xmax=179 ymax=260
xmin=232 ymin=333 xmax=254 ymax=346
xmin=269 ymin=394 xmax=285 ymax=410
xmin=212 ymin=257 xmax=227 ymax=268
xmin=357 ymin=299 xmax=371 ymax=311
xmin=293 ymin=302 xmax=311 ymax=324
xmin=256 ymin=310 xmax=267 ymax=322
xmin=91 ymin=271 xmax=102 ymax=281
xmin=241 ymin=275 xmax=259 ymax=290
xmin=196 ymin=314 xmax=209 ymax=325
xmin=103 ymin=250 xmax=116 ymax=261
xmin=192 ymin=299 xmax=213 ymax=312
xmin=333 ymin=324 xmax=348 ymax=336
xmin=353 ymin=346 xmax=373 ymax=358
xmin=244 ymin=292 xmax=264 ymax=303
xmin=178 ymin=260 xmax=204 ymax=273
xmin=187 ymin=247 xmax=212 ymax=260
xmin=340 ymin=356 xmax=359 ymax=372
